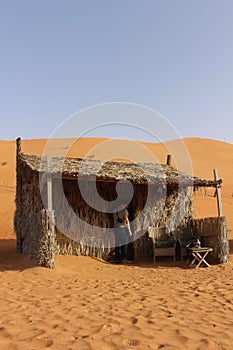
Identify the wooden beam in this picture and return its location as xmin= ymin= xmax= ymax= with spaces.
xmin=213 ymin=169 xmax=223 ymax=217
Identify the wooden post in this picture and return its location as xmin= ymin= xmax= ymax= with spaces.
xmin=39 ymin=209 xmax=56 ymax=268
xmin=213 ymin=169 xmax=223 ymax=217
xmin=47 ymin=156 xmax=53 ymax=212
xmin=16 ymin=138 xmax=23 ymax=253
xmin=16 ymin=137 xmax=22 ymax=155
xmin=166 ymin=154 xmax=171 ymax=166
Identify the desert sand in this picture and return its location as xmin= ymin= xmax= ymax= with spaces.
xmin=0 ymin=137 xmax=233 ymax=350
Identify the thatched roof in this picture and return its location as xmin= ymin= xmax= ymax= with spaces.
xmin=20 ymin=152 xmax=221 ymax=188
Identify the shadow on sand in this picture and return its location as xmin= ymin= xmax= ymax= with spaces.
xmin=1 ymin=239 xmax=231 ymax=272
xmin=0 ymin=239 xmax=38 ymax=272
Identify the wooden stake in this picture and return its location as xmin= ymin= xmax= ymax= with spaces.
xmin=213 ymin=169 xmax=223 ymax=217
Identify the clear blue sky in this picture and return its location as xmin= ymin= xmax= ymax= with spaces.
xmin=0 ymin=0 xmax=233 ymax=143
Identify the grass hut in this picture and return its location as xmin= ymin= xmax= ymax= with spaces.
xmin=14 ymin=138 xmax=229 ymax=268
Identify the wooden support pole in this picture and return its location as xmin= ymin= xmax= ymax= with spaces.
xmin=166 ymin=154 xmax=171 ymax=166
xmin=16 ymin=137 xmax=22 ymax=155
xmin=47 ymin=156 xmax=53 ymax=212
xmin=16 ymin=137 xmax=23 ymax=253
xmin=213 ymin=169 xmax=223 ymax=217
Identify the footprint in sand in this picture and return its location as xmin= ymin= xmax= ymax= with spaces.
xmin=124 ymin=338 xmax=140 ymax=347
xmin=131 ymin=316 xmax=138 ymax=324
xmin=102 ymin=322 xmax=122 ymax=333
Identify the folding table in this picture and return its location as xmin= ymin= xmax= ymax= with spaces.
xmin=187 ymin=247 xmax=213 ymax=268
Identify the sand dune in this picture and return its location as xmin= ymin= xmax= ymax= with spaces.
xmin=0 ymin=137 xmax=233 ymax=349
xmin=1 ymin=137 xmax=232 ymax=238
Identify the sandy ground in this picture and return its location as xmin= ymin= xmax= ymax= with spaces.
xmin=0 ymin=137 xmax=233 ymax=349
